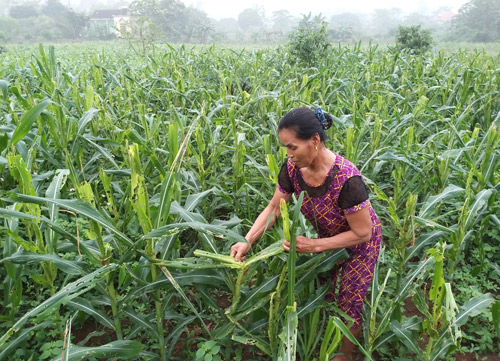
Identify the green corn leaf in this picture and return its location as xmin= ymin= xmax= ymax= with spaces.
xmin=144 ymin=221 xmax=247 ymax=245
xmin=154 ymin=171 xmax=176 ymax=229
xmin=159 ymin=255 xmax=240 ymax=270
xmin=121 ymin=279 xmax=171 ymax=305
xmin=84 ymin=85 xmax=94 ymax=111
xmin=11 ymin=194 xmax=134 ymax=247
xmin=184 ymin=189 xmax=215 ymax=212
xmin=45 ymin=169 xmax=70 ymax=252
xmin=0 ymin=321 xmax=51 ymax=360
xmin=0 ymin=79 xmax=9 ymax=98
xmin=2 ymin=250 xmax=86 ymax=275
xmin=165 ymin=315 xmax=197 ymax=355
xmin=295 ymin=249 xmax=349 ymax=292
xmin=404 ymin=230 xmax=445 ymax=263
xmin=231 ymin=334 xmax=271 ymax=356
xmin=492 ymin=301 xmax=500 ymax=338
xmin=81 ymin=134 xmax=120 ymax=169
xmin=389 ymin=320 xmax=423 ymax=359
xmin=280 ymin=198 xmax=290 ymax=241
xmin=159 ymin=265 xmax=210 ymax=335
xmin=70 ymin=108 xmax=100 ymax=154
xmin=0 ymin=264 xmax=118 ymax=348
xmin=414 ymin=217 xmax=455 ymax=233
xmin=454 ymin=293 xmax=494 ymax=327
xmin=123 ymin=307 xmax=158 ymax=336
xmin=11 ymin=99 xmax=51 ymax=146
xmin=429 ymin=339 xmax=457 ymax=361
xmin=331 ymin=317 xmax=374 ymax=361
xmin=297 ymin=285 xmax=329 ymax=318
xmin=193 ymin=250 xmax=243 ymax=267
xmin=373 ymin=317 xmax=421 ymax=350
xmin=319 ymin=318 xmax=342 ymax=361
xmin=464 ymin=189 xmax=494 ymax=230
xmin=377 ymin=257 xmax=433 ymax=338
xmin=0 ymin=206 xmax=100 ymax=264
xmin=277 ymin=304 xmax=298 ymax=361
xmin=434 ymin=293 xmax=495 ymax=349
xmin=238 ymin=275 xmax=280 ymax=312
xmin=46 ymin=169 xmax=70 ymax=222
xmin=173 ymin=270 xmax=225 ymax=287
xmin=4 ymin=229 xmax=38 ymax=253
xmin=61 ymin=313 xmax=74 ymax=361
xmin=244 ymin=241 xmax=284 ymax=266
xmin=67 ymin=298 xmax=115 ymax=330
xmin=418 ymin=185 xmax=464 ymax=219
xmin=169 ymin=201 xmax=218 ymax=252
xmin=169 ymin=201 xmax=220 ymax=253
xmin=428 ymin=246 xmax=445 ymax=324
xmin=50 ymin=340 xmax=143 ymax=361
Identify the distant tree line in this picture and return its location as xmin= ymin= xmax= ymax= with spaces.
xmin=0 ymin=0 xmax=498 ymax=44
xmin=0 ymin=0 xmax=87 ymax=41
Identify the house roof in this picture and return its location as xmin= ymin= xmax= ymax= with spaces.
xmin=91 ymin=8 xmax=129 ymax=19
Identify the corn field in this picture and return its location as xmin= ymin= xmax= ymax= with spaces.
xmin=0 ymin=43 xmax=499 ymax=361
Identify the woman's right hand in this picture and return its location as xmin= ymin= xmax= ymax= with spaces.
xmin=230 ymin=242 xmax=251 ymax=262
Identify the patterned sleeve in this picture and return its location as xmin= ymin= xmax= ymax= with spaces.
xmin=338 ymin=175 xmax=370 ymax=214
xmin=277 ymin=160 xmax=293 ymax=194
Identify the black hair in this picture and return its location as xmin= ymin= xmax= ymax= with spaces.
xmin=278 ymin=107 xmax=333 ymax=142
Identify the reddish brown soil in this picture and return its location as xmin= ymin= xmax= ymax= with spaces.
xmin=69 ymin=299 xmax=498 ymax=361
xmin=400 ymin=297 xmax=499 ymax=361
xmin=71 ymin=320 xmax=117 ymax=346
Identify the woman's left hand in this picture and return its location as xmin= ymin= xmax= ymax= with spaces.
xmin=283 ymin=236 xmax=317 ymax=253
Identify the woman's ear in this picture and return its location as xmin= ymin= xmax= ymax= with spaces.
xmin=312 ymin=133 xmax=321 ymax=147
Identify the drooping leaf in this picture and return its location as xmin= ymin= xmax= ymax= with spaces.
xmin=50 ymin=340 xmax=143 ymax=361
xmin=11 ymin=99 xmax=51 ymax=146
xmin=2 ymin=250 xmax=86 ymax=275
xmin=11 ymin=194 xmax=134 ymax=247
xmin=418 ymin=185 xmax=464 ymax=219
xmin=144 ymin=221 xmax=247 ymax=245
xmin=0 ymin=264 xmax=118 ymax=348
xmin=389 ymin=320 xmax=423 ymax=358
xmin=464 ymin=189 xmax=494 ymax=229
xmin=67 ymin=298 xmax=115 ymax=330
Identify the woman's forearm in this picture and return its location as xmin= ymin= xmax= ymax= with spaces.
xmin=245 ymin=205 xmax=278 ymax=244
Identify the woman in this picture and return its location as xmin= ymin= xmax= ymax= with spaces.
xmin=230 ymin=107 xmax=382 ymax=361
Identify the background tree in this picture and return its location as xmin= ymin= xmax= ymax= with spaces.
xmin=287 ymin=14 xmax=331 ymax=65
xmin=371 ymin=8 xmax=403 ymax=38
xmin=180 ymin=7 xmax=213 ymax=43
xmin=9 ymin=4 xmax=38 ymax=19
xmin=237 ymin=8 xmax=264 ymax=32
xmin=451 ymin=0 xmax=500 ymax=42
xmin=271 ymin=9 xmax=297 ymax=33
xmin=40 ymin=0 xmax=87 ymax=38
xmin=330 ymin=12 xmax=362 ymax=30
xmin=0 ymin=0 xmax=19 ymax=16
xmin=41 ymin=0 xmax=68 ymax=20
xmin=329 ymin=12 xmax=363 ymax=42
xmin=129 ymin=0 xmax=211 ymax=42
xmin=121 ymin=17 xmax=160 ymax=55
xmin=396 ymin=25 xmax=433 ymax=54
xmin=403 ymin=12 xmax=431 ymax=27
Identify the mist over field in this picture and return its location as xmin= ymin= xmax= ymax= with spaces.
xmin=0 ymin=0 xmax=499 ymax=45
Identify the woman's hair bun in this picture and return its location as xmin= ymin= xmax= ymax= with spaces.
xmin=313 ymin=106 xmax=333 ymax=130
xmin=323 ymin=112 xmax=333 ymax=130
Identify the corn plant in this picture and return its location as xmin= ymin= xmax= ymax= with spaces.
xmin=0 ymin=43 xmax=498 ymax=360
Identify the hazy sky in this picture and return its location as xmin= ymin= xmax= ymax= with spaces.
xmin=184 ymin=0 xmax=468 ymax=19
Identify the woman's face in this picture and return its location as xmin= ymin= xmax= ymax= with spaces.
xmin=278 ymin=128 xmax=317 ymax=169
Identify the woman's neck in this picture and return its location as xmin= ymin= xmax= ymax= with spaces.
xmin=307 ymin=147 xmax=336 ymax=173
